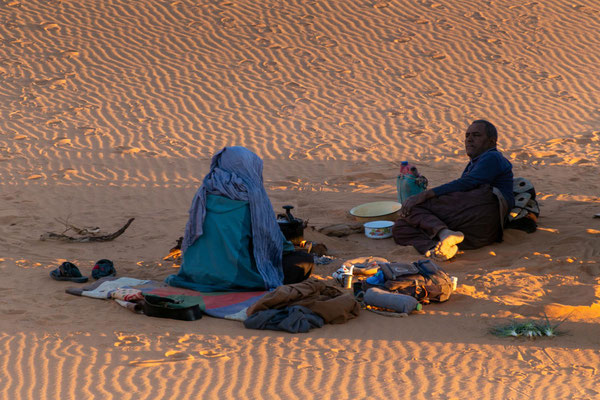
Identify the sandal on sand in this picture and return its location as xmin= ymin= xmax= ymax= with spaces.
xmin=426 ymin=245 xmax=458 ymax=262
xmin=50 ymin=262 xmax=89 ymax=283
xmin=92 ymin=259 xmax=117 ymax=280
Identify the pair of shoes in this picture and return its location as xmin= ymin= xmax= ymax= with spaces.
xmin=50 ymin=262 xmax=88 ymax=283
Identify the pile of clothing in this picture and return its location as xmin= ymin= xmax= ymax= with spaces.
xmin=244 ymin=280 xmax=360 ymax=333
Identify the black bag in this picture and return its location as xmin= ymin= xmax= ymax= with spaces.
xmin=364 ymin=259 xmax=453 ymax=303
xmin=505 ymin=177 xmax=540 ymax=233
xmin=142 ymin=294 xmax=203 ymax=321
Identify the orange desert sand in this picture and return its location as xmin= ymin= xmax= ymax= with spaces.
xmin=0 ymin=0 xmax=599 ymax=399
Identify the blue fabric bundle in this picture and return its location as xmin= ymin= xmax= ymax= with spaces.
xmin=244 ymin=305 xmax=324 ymax=333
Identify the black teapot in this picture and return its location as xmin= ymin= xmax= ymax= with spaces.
xmin=276 ymin=205 xmax=306 ymax=245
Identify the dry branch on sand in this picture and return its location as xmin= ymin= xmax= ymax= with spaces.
xmin=40 ymin=218 xmax=135 ymax=242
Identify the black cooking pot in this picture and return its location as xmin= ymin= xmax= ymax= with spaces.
xmin=277 ymin=205 xmax=305 ymax=245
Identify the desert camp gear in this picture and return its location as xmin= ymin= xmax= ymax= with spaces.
xmin=363 ymin=288 xmax=422 ymax=313
xmin=247 ymin=280 xmax=360 ymax=324
xmin=142 ymin=294 xmax=203 ymax=321
xmin=276 ymin=205 xmax=306 ymax=245
xmin=361 ymin=259 xmax=453 ymax=304
xmin=505 ymin=177 xmax=540 ymax=233
xmin=396 ymin=161 xmax=428 ymax=204
xmin=50 ymin=262 xmax=88 ymax=283
xmin=244 ymin=305 xmax=324 ymax=333
xmin=92 ymin=259 xmax=116 ymax=280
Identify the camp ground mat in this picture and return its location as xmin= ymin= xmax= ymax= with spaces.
xmin=66 ymin=276 xmax=266 ymax=321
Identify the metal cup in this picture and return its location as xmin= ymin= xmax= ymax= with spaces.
xmin=342 ymin=273 xmax=353 ymax=289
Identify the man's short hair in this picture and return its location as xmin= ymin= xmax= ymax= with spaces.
xmin=471 ymin=119 xmax=497 ymax=140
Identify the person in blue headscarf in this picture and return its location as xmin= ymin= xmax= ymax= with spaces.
xmin=166 ymin=146 xmax=314 ymax=292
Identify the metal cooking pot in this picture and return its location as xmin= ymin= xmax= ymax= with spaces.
xmin=276 ymin=205 xmax=305 ymax=245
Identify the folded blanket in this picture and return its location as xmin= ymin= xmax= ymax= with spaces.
xmin=66 ymin=276 xmax=266 ymax=321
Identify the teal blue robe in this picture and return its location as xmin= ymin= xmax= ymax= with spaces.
xmin=166 ymin=194 xmax=292 ymax=292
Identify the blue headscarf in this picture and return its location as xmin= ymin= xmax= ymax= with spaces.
xmin=182 ymin=146 xmax=284 ymax=289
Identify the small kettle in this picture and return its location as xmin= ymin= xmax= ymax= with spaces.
xmin=276 ymin=205 xmax=305 ymax=245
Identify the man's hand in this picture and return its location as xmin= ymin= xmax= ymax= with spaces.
xmin=399 ymin=189 xmax=435 ymax=217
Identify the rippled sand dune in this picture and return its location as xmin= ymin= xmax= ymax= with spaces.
xmin=0 ymin=0 xmax=599 ymax=398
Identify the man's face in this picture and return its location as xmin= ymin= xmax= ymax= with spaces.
xmin=465 ymin=122 xmax=496 ymax=159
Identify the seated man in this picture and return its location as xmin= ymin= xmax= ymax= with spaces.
xmin=166 ymin=146 xmax=313 ymax=292
xmin=392 ymin=120 xmax=514 ymax=261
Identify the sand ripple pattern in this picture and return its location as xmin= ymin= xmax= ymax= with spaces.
xmin=0 ymin=0 xmax=598 ymax=186
xmin=0 ymin=331 xmax=598 ymax=399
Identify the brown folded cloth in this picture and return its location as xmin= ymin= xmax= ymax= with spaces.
xmin=247 ymin=279 xmax=360 ymax=324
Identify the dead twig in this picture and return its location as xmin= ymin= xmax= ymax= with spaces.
xmin=40 ymin=218 xmax=135 ymax=242
xmin=55 ymin=217 xmax=101 ymax=236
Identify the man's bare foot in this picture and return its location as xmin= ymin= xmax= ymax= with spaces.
xmin=426 ymin=229 xmax=464 ymax=261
